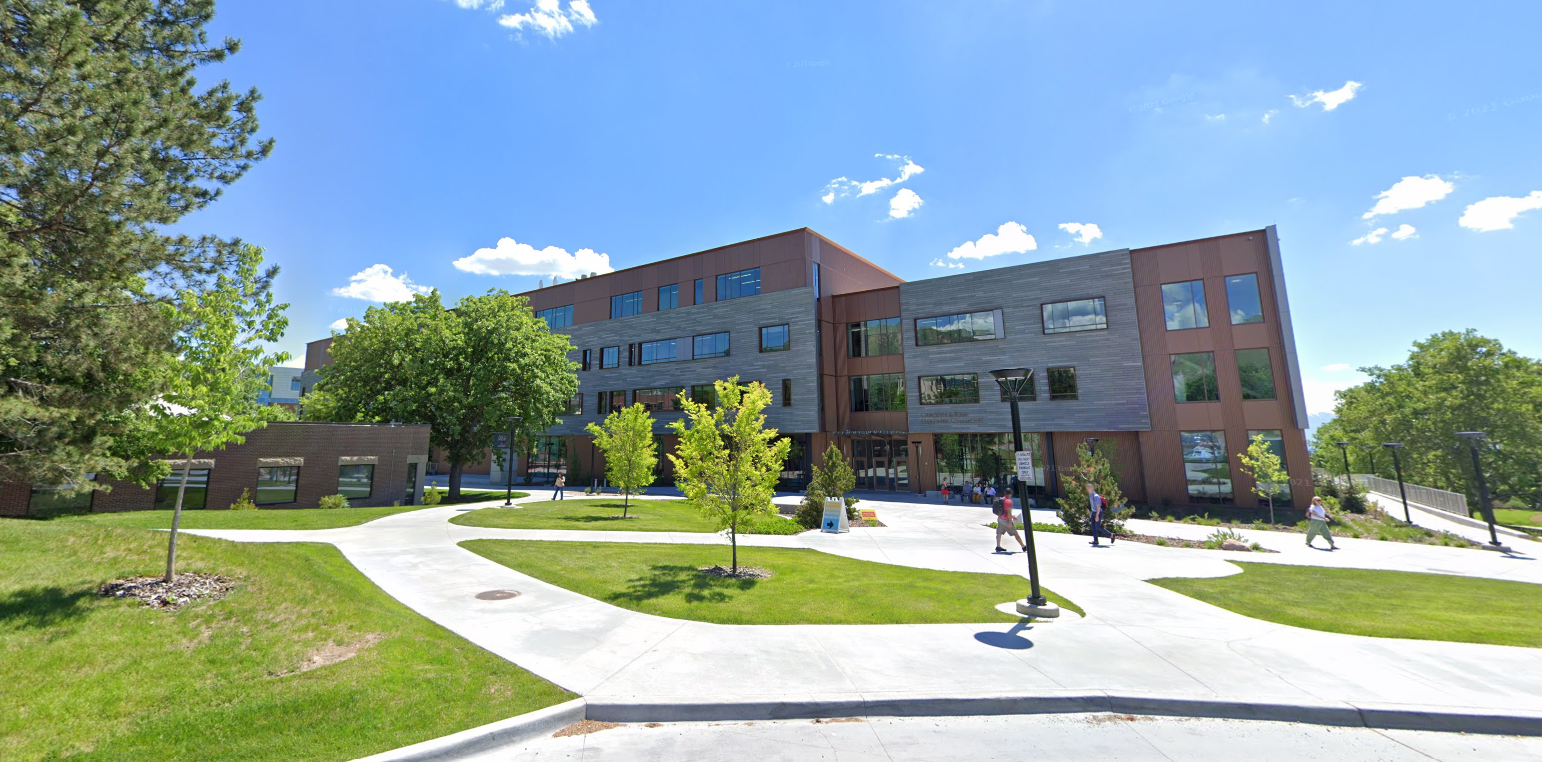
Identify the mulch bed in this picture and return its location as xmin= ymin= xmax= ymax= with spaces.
xmin=698 ymin=565 xmax=773 ymax=580
xmin=97 ymin=573 xmax=235 ymax=610
xmin=553 ymin=719 xmax=621 ymax=737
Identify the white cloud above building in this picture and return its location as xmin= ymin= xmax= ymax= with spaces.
xmin=453 ymin=236 xmax=615 ymax=279
xmin=331 ymin=264 xmax=433 ymax=302
xmin=888 ymin=188 xmax=924 ymax=219
xmin=1058 ymin=222 xmax=1103 ymax=245
xmin=822 ymin=154 xmax=925 ymax=205
xmin=1459 ymin=191 xmax=1542 ymax=232
xmin=940 ymin=222 xmax=1037 ymax=262
xmin=1290 ymin=80 xmax=1363 ymax=111
xmin=1362 ymin=175 xmax=1454 ymax=219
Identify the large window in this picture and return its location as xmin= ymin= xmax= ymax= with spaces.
xmin=599 ymin=390 xmax=626 ymax=413
xmin=1162 ymin=280 xmax=1209 ymax=330
xmin=610 ymin=291 xmax=642 ymax=319
xmin=919 ymin=374 xmax=980 ymax=405
xmin=155 ymin=469 xmax=209 ymax=510
xmin=760 ymin=324 xmax=790 ymax=352
xmin=1171 ymin=352 xmax=1219 ymax=403
xmin=601 ymin=346 xmax=619 ymax=369
xmin=535 ymin=305 xmax=573 ymax=329
xmin=640 ymin=338 xmax=680 ymax=365
xmin=848 ymin=317 xmax=901 ymax=357
xmin=1236 ymin=348 xmax=1276 ymax=400
xmin=716 ymin=268 xmax=761 ymax=300
xmin=934 ymin=433 xmax=1044 ymax=492
xmin=1181 ymin=431 xmax=1232 ymax=500
xmin=256 ymin=466 xmax=299 ymax=505
xmin=915 ymin=310 xmax=1000 ymax=346
xmin=1247 ymin=429 xmax=1292 ymax=506
xmin=338 ymin=464 xmax=374 ymax=499
xmin=658 ymin=283 xmax=679 ymax=311
xmin=634 ymin=386 xmax=685 ymax=413
xmin=1048 ymin=366 xmax=1078 ymax=400
xmin=29 ymin=481 xmax=95 ymax=515
xmin=1042 ymin=298 xmax=1108 ymax=334
xmin=997 ymin=369 xmax=1037 ymax=401
xmin=563 ymin=393 xmax=583 ymax=415
xmin=849 ymin=373 xmax=906 ymax=412
xmin=693 ymin=331 xmax=730 ymax=359
xmin=1226 ymin=274 xmax=1264 ymax=325
xmin=690 ymin=384 xmax=717 ymax=407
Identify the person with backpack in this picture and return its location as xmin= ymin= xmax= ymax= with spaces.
xmin=1087 ymin=481 xmax=1114 ymax=546
xmin=994 ymin=494 xmax=1027 ymax=553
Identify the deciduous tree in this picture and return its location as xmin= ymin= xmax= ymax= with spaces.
xmin=586 ymin=403 xmax=657 ymax=515
xmin=1237 ymin=432 xmax=1288 ymax=524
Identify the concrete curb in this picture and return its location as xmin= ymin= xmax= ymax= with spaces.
xmin=1367 ymin=491 xmax=1529 ymax=540
xmin=353 ymin=698 xmax=587 ymax=761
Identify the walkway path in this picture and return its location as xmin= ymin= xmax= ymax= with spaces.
xmin=185 ymin=495 xmax=1542 ymax=723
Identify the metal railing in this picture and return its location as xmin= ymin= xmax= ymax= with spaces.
xmin=1312 ymin=468 xmax=1472 ymax=517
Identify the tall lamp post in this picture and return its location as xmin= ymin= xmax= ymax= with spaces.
xmin=1335 ymin=441 xmax=1353 ymax=490
xmin=990 ymin=368 xmax=1059 ymax=619
xmin=1456 ymin=432 xmax=1507 ymax=550
xmin=503 ymin=416 xmax=522 ymax=507
xmin=1382 ymin=443 xmax=1412 ymax=526
xmin=1084 ymin=437 xmax=1100 ymax=456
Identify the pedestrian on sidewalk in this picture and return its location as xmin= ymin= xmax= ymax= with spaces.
xmin=941 ymin=480 xmax=951 ymax=504
xmin=1306 ymin=496 xmax=1337 ymax=550
xmin=551 ymin=472 xmax=566 ymax=501
xmin=1087 ymin=482 xmax=1114 ymax=546
xmin=994 ymin=495 xmax=1026 ymax=553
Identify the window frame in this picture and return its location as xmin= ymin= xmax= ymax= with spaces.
xmin=693 ymin=331 xmax=730 ymax=359
xmin=1041 ymin=297 xmax=1109 ymax=334
xmin=759 ymin=324 xmax=790 ymax=353
xmin=1225 ymin=273 xmax=1265 ymax=325
xmin=781 ymin=378 xmax=792 ymax=407
xmin=1161 ymin=280 xmax=1210 ymax=331
xmin=918 ymin=374 xmax=982 ymax=405
xmin=633 ymin=386 xmax=685 ymax=413
xmin=535 ymin=304 xmax=574 ymax=329
xmin=600 ymin=346 xmax=620 ymax=369
xmin=337 ymin=464 xmax=375 ymax=500
xmin=255 ymin=465 xmax=300 ymax=506
xmin=563 ymin=393 xmax=583 ymax=415
xmin=1047 ymin=366 xmax=1079 ymax=401
xmin=1181 ymin=430 xmax=1233 ymax=501
xmin=694 ymin=278 xmax=704 ymax=305
xmin=155 ymin=468 xmax=210 ymax=510
xmin=848 ymin=317 xmax=902 ymax=357
xmin=690 ymin=384 xmax=717 ymax=408
xmin=1171 ymin=351 xmax=1220 ymax=403
xmin=580 ymin=349 xmax=591 ymax=371
xmin=609 ymin=291 xmax=642 ymax=319
xmin=639 ymin=338 xmax=681 ymax=365
xmin=849 ymin=373 xmax=907 ymax=412
xmin=914 ymin=309 xmax=1002 ymax=346
xmin=715 ymin=267 xmax=762 ymax=301
xmin=658 ymin=283 xmax=679 ymax=311
xmin=1236 ymin=347 xmax=1277 ymax=400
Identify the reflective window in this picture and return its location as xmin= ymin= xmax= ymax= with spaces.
xmin=1171 ymin=352 xmax=1220 ymax=403
xmin=1247 ymin=429 xmax=1291 ymax=506
xmin=693 ymin=331 xmax=730 ymax=359
xmin=580 ymin=349 xmax=591 ymax=371
xmin=850 ymin=373 xmax=906 ymax=412
xmin=848 ymin=317 xmax=901 ymax=357
xmin=996 ymin=369 xmax=1037 ymax=401
xmin=760 ymin=324 xmax=790 ymax=352
xmin=1226 ymin=274 xmax=1264 ymax=325
xmin=716 ymin=268 xmax=761 ymax=300
xmin=915 ymin=310 xmax=1000 ymax=345
xmin=640 ymin=338 xmax=680 ymax=365
xmin=290 ymin=376 xmax=302 ymax=391
xmin=690 ymin=384 xmax=717 ymax=407
xmin=610 ymin=291 xmax=642 ymax=319
xmin=634 ymin=387 xmax=685 ymax=413
xmin=601 ymin=346 xmax=619 ymax=369
xmin=1042 ymin=298 xmax=1108 ymax=334
xmin=694 ymin=278 xmax=703 ymax=305
xmin=599 ymin=390 xmax=626 ymax=413
xmin=658 ymin=284 xmax=679 ymax=311
xmin=1048 ymin=367 xmax=1078 ymax=400
xmin=1161 ymin=280 xmax=1209 ymax=330
xmin=156 ymin=469 xmax=210 ymax=510
xmin=338 ymin=464 xmax=374 ymax=499
xmin=934 ymin=433 xmax=1043 ymax=491
xmin=564 ymin=393 xmax=583 ymax=415
xmin=919 ymin=374 xmax=980 ymax=405
xmin=1181 ymin=431 xmax=1232 ymax=500
xmin=782 ymin=378 xmax=792 ymax=407
xmin=256 ymin=466 xmax=299 ymax=505
xmin=535 ymin=305 xmax=574 ymax=329
xmin=1237 ymin=348 xmax=1276 ymax=400
xmin=28 ymin=479 xmax=95 ymax=515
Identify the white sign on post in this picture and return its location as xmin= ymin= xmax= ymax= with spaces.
xmin=820 ymin=496 xmax=849 ymax=533
xmin=1015 ymin=451 xmax=1034 ymax=481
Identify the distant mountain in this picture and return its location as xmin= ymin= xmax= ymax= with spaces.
xmin=1305 ymin=412 xmax=1334 ymax=443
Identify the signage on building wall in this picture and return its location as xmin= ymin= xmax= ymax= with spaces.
xmin=916 ymin=410 xmax=989 ymax=428
xmin=832 ymin=430 xmax=908 ymax=437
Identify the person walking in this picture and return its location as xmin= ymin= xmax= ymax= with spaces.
xmin=1305 ymin=496 xmax=1337 ymax=550
xmin=941 ymin=480 xmax=951 ymax=504
xmin=994 ymin=494 xmax=1026 ymax=553
xmin=551 ymin=472 xmax=566 ymax=501
xmin=1087 ymin=482 xmax=1114 ymax=546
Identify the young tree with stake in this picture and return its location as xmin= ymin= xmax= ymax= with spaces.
xmin=586 ymin=403 xmax=657 ymax=516
xmin=1237 ymin=432 xmax=1289 ymax=524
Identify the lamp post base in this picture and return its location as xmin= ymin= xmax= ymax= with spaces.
xmin=1016 ymin=598 xmax=1061 ymax=618
xmin=1480 ymin=542 xmax=1515 ymax=554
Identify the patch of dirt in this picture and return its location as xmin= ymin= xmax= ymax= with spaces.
xmin=644 ymin=722 xmax=663 ymax=728
xmin=813 ymin=717 xmax=866 ymax=724
xmin=697 ymin=565 xmax=773 ymax=580
xmin=278 ymin=633 xmax=385 ymax=676
xmin=554 ymin=719 xmax=622 ymax=737
xmin=98 ymin=573 xmax=235 ymax=610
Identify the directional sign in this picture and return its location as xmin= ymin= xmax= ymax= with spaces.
xmin=1015 ymin=451 xmax=1034 ymax=481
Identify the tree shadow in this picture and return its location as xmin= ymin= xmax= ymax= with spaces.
xmin=558 ymin=515 xmax=644 ymax=524
xmin=609 ymin=564 xmax=760 ymax=605
xmin=0 ymin=586 xmax=96 ymax=630
xmin=973 ymin=620 xmax=1035 ymax=650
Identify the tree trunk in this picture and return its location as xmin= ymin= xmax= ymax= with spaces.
xmin=1267 ymin=495 xmax=1275 ymax=525
xmin=622 ymin=491 xmax=629 ymax=518
xmin=164 ymin=455 xmax=193 ymax=583
xmin=730 ymin=520 xmax=738 ymax=573
xmin=448 ymin=461 xmax=463 ymax=501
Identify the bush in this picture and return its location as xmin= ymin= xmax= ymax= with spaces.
xmin=797 ymin=443 xmax=857 ymax=529
xmin=740 ymin=513 xmax=806 ymax=535
xmin=423 ymin=486 xmax=443 ymax=506
xmin=318 ymin=494 xmax=350 ymax=510
xmin=1202 ymin=528 xmax=1247 ymax=549
xmin=229 ymin=488 xmax=256 ymax=511
xmin=1056 ymin=441 xmax=1131 ymax=536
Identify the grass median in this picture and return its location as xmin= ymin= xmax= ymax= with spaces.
xmin=461 ymin=539 xmax=1081 ymax=624
xmin=1150 ymin=562 xmax=1542 ymax=648
xmin=1494 ymin=508 xmax=1542 ymax=527
xmin=0 ymin=520 xmax=572 ymax=761
xmin=50 ymin=492 xmax=525 ymax=531
xmin=453 ymin=498 xmax=726 ymax=533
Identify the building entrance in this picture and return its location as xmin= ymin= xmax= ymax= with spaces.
xmin=852 ymin=437 xmax=909 ymax=491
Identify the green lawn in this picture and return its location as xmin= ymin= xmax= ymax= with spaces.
xmin=55 ymin=505 xmax=430 ymax=531
xmin=461 ymin=539 xmax=1081 ymax=624
xmin=1150 ymin=563 xmax=1542 ymax=648
xmin=0 ymin=521 xmax=573 ymax=761
xmin=1494 ymin=508 xmax=1542 ymax=526
xmin=452 ymin=498 xmax=723 ymax=533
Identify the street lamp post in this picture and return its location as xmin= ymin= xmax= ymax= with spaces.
xmin=503 ymin=416 xmax=522 ymax=507
xmin=990 ymin=368 xmax=1059 ymax=619
xmin=1456 ymin=432 xmax=1506 ymax=549
xmin=1335 ymin=441 xmax=1353 ymax=491
xmin=1083 ymin=437 xmax=1100 ymax=457
xmin=1382 ymin=443 xmax=1412 ymax=526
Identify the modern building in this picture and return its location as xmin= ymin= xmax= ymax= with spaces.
xmin=257 ymin=366 xmax=305 ymax=410
xmin=304 ymin=226 xmax=1312 ymax=508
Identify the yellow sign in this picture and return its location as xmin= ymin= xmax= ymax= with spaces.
xmin=860 ymin=509 xmax=878 ymax=520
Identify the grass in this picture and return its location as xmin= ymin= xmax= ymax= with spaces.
xmin=460 ymin=540 xmax=1081 ymax=624
xmin=1494 ymin=508 xmax=1542 ymax=526
xmin=0 ymin=520 xmax=573 ymax=761
xmin=1150 ymin=562 xmax=1542 ymax=649
xmin=52 ymin=505 xmax=432 ymax=531
xmin=452 ymin=498 xmax=723 ymax=533
xmin=1142 ymin=506 xmax=1475 ymax=548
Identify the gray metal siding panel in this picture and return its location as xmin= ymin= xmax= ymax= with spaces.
xmin=898 ymin=249 xmax=1152 ymax=433
xmin=1266 ymin=225 xmax=1309 ymax=429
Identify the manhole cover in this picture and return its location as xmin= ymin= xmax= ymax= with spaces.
xmin=476 ymin=590 xmax=521 ymax=600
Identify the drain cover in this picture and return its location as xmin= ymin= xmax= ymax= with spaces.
xmin=476 ymin=590 xmax=521 ymax=600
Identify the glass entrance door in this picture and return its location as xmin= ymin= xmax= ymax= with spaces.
xmin=851 ymin=437 xmax=909 ymax=491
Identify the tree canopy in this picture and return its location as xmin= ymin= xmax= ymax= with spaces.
xmin=586 ymin=403 xmax=657 ymax=512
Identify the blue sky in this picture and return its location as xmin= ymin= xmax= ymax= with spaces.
xmin=186 ymin=0 xmax=1542 ymax=414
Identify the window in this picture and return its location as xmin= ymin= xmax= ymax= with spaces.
xmin=694 ymin=278 xmax=703 ymax=305
xmin=338 ymin=464 xmax=374 ymax=499
xmin=627 ymin=343 xmax=636 ymax=366
xmin=600 ymin=390 xmax=626 ymax=413
xmin=1181 ymin=431 xmax=1232 ymax=500
xmin=1161 ymin=280 xmax=1209 ymax=330
xmin=760 ymin=324 xmax=790 ymax=352
xmin=581 ymin=349 xmax=591 ymax=371
xmin=848 ymin=317 xmax=901 ymax=357
xmin=1171 ymin=352 xmax=1220 ymax=403
xmin=1247 ymin=429 xmax=1292 ymax=505
xmin=812 ymin=263 xmax=820 ymax=299
xmin=850 ymin=373 xmax=906 ymax=412
xmin=782 ymin=378 xmax=792 ymax=407
xmin=290 ymin=376 xmax=302 ymax=391
xmin=634 ymin=387 xmax=685 ymax=413
xmin=690 ymin=384 xmax=717 ymax=407
xmin=1042 ymin=298 xmax=1108 ymax=334
xmin=716 ymin=267 xmax=761 ymax=300
xmin=610 ymin=291 xmax=642 ymax=319
xmin=601 ymin=346 xmax=619 ymax=369
xmin=1048 ymin=366 xmax=1078 ymax=401
xmin=640 ymin=338 xmax=680 ymax=365
xmin=1236 ymin=348 xmax=1276 ymax=400
xmin=693 ymin=331 xmax=730 ymax=359
xmin=1226 ymin=274 xmax=1264 ymax=325
xmin=658 ymin=284 xmax=679 ymax=311
xmin=256 ymin=466 xmax=299 ymax=505
xmin=535 ymin=305 xmax=574 ymax=329
xmin=919 ymin=374 xmax=981 ymax=405
xmin=28 ymin=481 xmax=95 ymax=515
xmin=563 ymin=393 xmax=583 ymax=415
xmin=155 ymin=469 xmax=210 ymax=510
xmin=997 ymin=369 xmax=1037 ymax=401
xmin=916 ymin=310 xmax=1000 ymax=346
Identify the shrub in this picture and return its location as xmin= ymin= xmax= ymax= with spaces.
xmin=1202 ymin=527 xmax=1247 ymax=549
xmin=797 ymin=443 xmax=857 ymax=529
xmin=424 ymin=486 xmax=443 ymax=506
xmin=229 ymin=488 xmax=257 ymax=511
xmin=318 ymin=494 xmax=350 ymax=510
xmin=1056 ymin=440 xmax=1132 ymax=536
xmin=741 ymin=513 xmax=805 ymax=535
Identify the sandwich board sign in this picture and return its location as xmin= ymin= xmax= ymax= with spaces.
xmin=821 ymin=496 xmax=849 ymax=533
xmin=1015 ymin=451 xmax=1034 ymax=481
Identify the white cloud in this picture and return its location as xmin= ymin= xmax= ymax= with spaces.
xmin=1390 ymin=224 xmax=1418 ymax=240
xmin=1058 ymin=222 xmax=1103 ymax=245
xmin=1459 ymin=191 xmax=1542 ymax=232
xmin=453 ymin=236 xmax=614 ymax=279
xmin=1362 ymin=175 xmax=1454 ymax=219
xmin=822 ymin=154 xmax=924 ymax=204
xmin=1204 ymin=113 xmax=1226 ymax=122
xmin=1290 ymin=80 xmax=1363 ymax=111
xmin=888 ymin=188 xmax=923 ymax=219
xmin=942 ymin=222 xmax=1037 ymax=261
xmin=445 ymin=0 xmax=596 ymax=38
xmin=929 ymin=258 xmax=966 ymax=269
xmin=329 ymin=318 xmax=350 ymax=332
xmin=331 ymin=264 xmax=433 ymax=302
xmin=1261 ymin=109 xmax=1279 ymax=124
xmin=1321 ymin=363 xmax=1352 ymax=372
xmin=1349 ymin=228 xmax=1388 ymax=246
